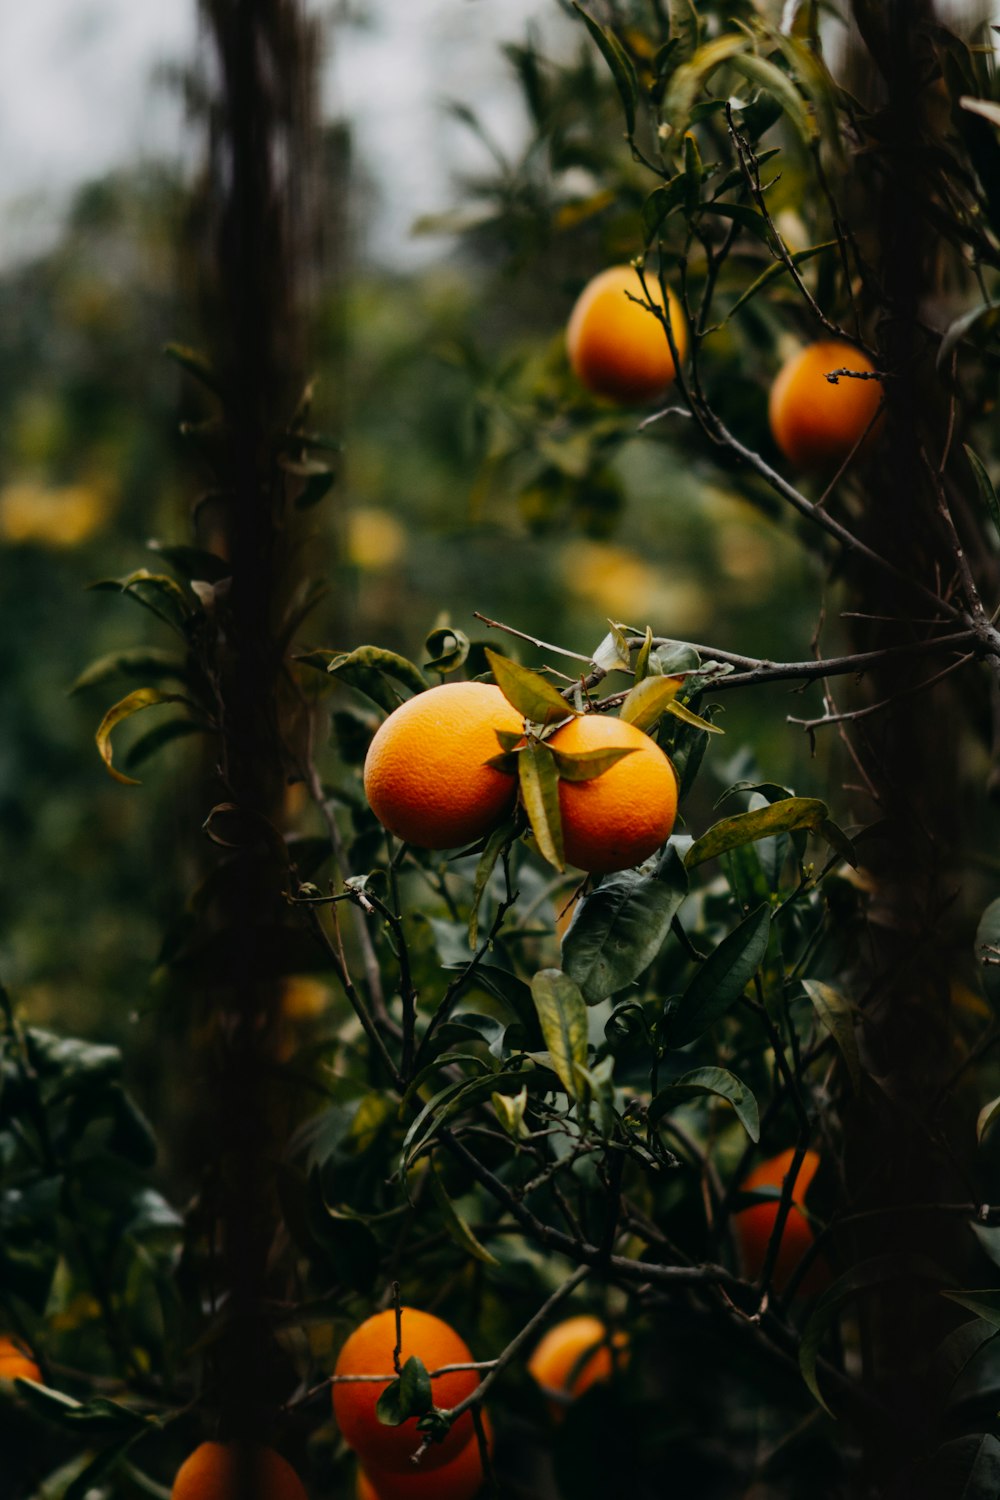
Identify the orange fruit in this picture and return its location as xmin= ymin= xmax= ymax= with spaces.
xmin=0 ymin=1335 xmax=41 ymax=1383
xmin=768 ymin=340 xmax=883 ymax=469
xmin=356 ymin=1414 xmax=491 ymax=1500
xmin=528 ymin=1315 xmax=628 ymax=1414
xmin=734 ymin=1148 xmax=826 ymax=1294
xmin=171 ymin=1442 xmax=307 ymax=1500
xmin=546 ymin=714 xmax=677 ymax=874
xmin=333 ymin=1307 xmax=479 ymax=1474
xmin=363 ymin=683 xmax=523 ymax=849
xmin=566 ymin=265 xmax=687 ymax=403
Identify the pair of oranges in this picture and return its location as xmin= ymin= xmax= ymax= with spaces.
xmin=566 ymin=263 xmax=883 ymax=469
xmin=363 ymin=682 xmax=678 ymax=874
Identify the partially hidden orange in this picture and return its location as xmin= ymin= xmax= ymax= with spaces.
xmin=171 ymin=1441 xmax=308 ymax=1500
xmin=547 ymin=714 xmax=677 ymax=874
xmin=567 ymin=265 xmax=687 ymax=404
xmin=0 ymin=1335 xmax=41 ymax=1384
xmin=363 ymin=683 xmax=523 ymax=850
xmin=333 ymin=1307 xmax=479 ymax=1474
xmin=734 ymin=1148 xmax=827 ymax=1295
xmin=528 ymin=1315 xmax=628 ymax=1416
xmin=356 ymin=1413 xmax=491 ymax=1500
xmin=768 ymin=339 xmax=883 ymax=469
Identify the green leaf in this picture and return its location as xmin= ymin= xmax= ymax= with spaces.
xmin=485 ymin=648 xmax=574 ymax=726
xmin=70 ymin=647 xmax=190 ymax=695
xmin=721 ymin=242 xmax=836 ymax=325
xmin=424 ymin=627 xmax=470 ymax=674
xmin=13 ymin=1382 xmax=148 ymax=1434
xmin=699 ymin=201 xmax=773 ymax=244
xmin=328 ymin=646 xmax=427 ymax=696
xmin=64 ymin=1432 xmax=147 ymax=1500
xmin=650 ymin=1066 xmax=759 ymax=1141
xmin=978 ymin=1095 xmax=1000 ymax=1143
xmin=665 ymin=698 xmax=723 ymax=735
xmin=918 ymin=1435 xmax=1000 ymax=1500
xmin=633 ymin=627 xmax=654 ymax=684
xmin=668 ymin=905 xmax=771 ymax=1047
xmin=938 ymin=301 xmax=1000 ymax=369
xmin=428 ymin=1160 xmax=500 ymax=1266
xmin=729 ymin=53 xmax=817 ymax=144
xmin=146 ymin=540 xmax=230 ymax=583
xmin=975 ymin=897 xmax=1000 ymax=1002
xmin=932 ymin=1319 xmax=1000 ymax=1403
xmin=519 ymin=741 xmax=565 ymax=871
xmin=686 ymin=797 xmax=830 ymax=869
xmin=376 ymin=1356 xmax=433 ymax=1426
xmin=530 ymin=969 xmax=589 ymax=1100
xmin=468 ymin=822 xmax=511 ymax=949
xmin=549 ymin=744 xmax=637 ymax=782
xmin=95 ymin=689 xmax=196 ymax=787
xmin=802 ymin=980 xmax=861 ymax=1094
xmin=668 ymin=0 xmax=700 ymax=62
xmin=942 ymin=1289 xmax=1000 ymax=1328
xmin=562 ymin=844 xmax=688 ymax=1003
xmin=163 ymin=341 xmax=219 ymax=393
xmin=620 ymin=675 xmax=683 ymax=731
xmin=965 ymin=445 xmax=1000 ymax=544
xmin=661 ymin=34 xmax=749 ymax=138
xmin=572 ymin=4 xmax=638 ymax=137
xmin=123 ymin=718 xmax=207 ymax=772
xmin=89 ymin=570 xmax=192 ymax=635
xmin=641 ymin=177 xmax=689 ymax=243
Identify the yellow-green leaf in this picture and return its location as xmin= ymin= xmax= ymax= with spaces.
xmin=492 ymin=1086 xmax=528 ymax=1140
xmin=519 ymin=741 xmax=565 ymax=871
xmin=802 ymin=980 xmax=861 ymax=1094
xmin=549 ymin=744 xmax=637 ymax=782
xmin=666 ymin=698 xmax=723 ymax=734
xmin=621 ymin=674 xmax=683 ymax=731
xmin=686 ymin=796 xmax=829 ymax=868
xmin=530 ymin=969 xmax=589 ymax=1101
xmin=95 ymin=689 xmax=194 ymax=787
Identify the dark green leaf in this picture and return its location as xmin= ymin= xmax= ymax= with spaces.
xmin=70 ymin=648 xmax=190 ymax=695
xmin=376 ymin=1356 xmax=433 ymax=1426
xmin=89 ymin=570 xmax=192 ymax=635
xmin=668 ymin=905 xmax=771 ymax=1047
xmin=965 ymin=445 xmax=1000 ymax=544
xmin=424 ymin=627 xmax=470 ymax=674
xmin=146 ymin=540 xmax=230 ymax=583
xmin=468 ymin=822 xmax=511 ymax=949
xmin=721 ymin=242 xmax=836 ymax=324
xmin=123 ymin=718 xmax=207 ymax=773
xmin=729 ymin=53 xmax=817 ymax=144
xmin=563 ymin=844 xmax=688 ymax=1003
xmin=64 ymin=1433 xmax=147 ymax=1500
xmin=530 ymin=970 xmax=589 ymax=1100
xmin=328 ymin=646 xmax=428 ymax=696
xmin=650 ymin=1066 xmax=759 ymax=1141
xmin=917 ymin=1435 xmax=1000 ymax=1500
xmin=428 ymin=1159 xmax=499 ymax=1266
xmin=941 ymin=1289 xmax=1000 ymax=1328
xmin=573 ymin=4 xmax=638 ymax=137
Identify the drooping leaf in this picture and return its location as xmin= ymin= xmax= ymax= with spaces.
xmin=917 ymin=1434 xmax=1000 ymax=1500
xmin=729 ymin=53 xmax=818 ymax=144
xmin=146 ymin=540 xmax=231 ymax=583
xmin=70 ymin=648 xmax=190 ymax=695
xmin=686 ymin=797 xmax=830 ymax=869
xmin=965 ymin=445 xmax=1000 ymax=544
xmin=802 ymin=980 xmax=861 ymax=1093
xmin=468 ymin=822 xmax=512 ymax=949
xmin=428 ymin=1159 xmax=500 ymax=1266
xmin=650 ymin=1066 xmax=759 ymax=1140
xmin=95 ymin=689 xmax=197 ymax=787
xmin=721 ymin=242 xmax=836 ymax=324
xmin=327 ymin=646 xmax=427 ymax=696
xmin=519 ymin=741 xmax=565 ymax=870
xmin=572 ymin=3 xmax=639 ymax=137
xmin=665 ymin=698 xmax=723 ymax=735
xmin=89 ymin=570 xmax=193 ymax=635
xmin=492 ymin=1086 xmax=528 ymax=1140
xmin=485 ymin=648 xmax=574 ymax=726
xmin=549 ymin=744 xmax=637 ymax=782
xmin=668 ymin=905 xmax=771 ymax=1047
xmin=941 ymin=1289 xmax=1000 ymax=1328
xmin=931 ymin=1318 xmax=1000 ymax=1404
xmin=661 ymin=34 xmax=749 ymax=138
xmin=562 ymin=844 xmax=688 ymax=1003
xmin=530 ymin=970 xmax=589 ymax=1100
xmin=424 ymin=626 xmax=470 ymax=674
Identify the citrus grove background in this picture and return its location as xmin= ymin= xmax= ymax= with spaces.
xmin=6 ymin=1 xmax=1000 ymax=1498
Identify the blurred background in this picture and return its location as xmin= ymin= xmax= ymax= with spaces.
xmin=0 ymin=0 xmax=854 ymax=1099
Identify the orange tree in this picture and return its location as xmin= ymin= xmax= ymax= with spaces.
xmin=7 ymin=2 xmax=1000 ymax=1499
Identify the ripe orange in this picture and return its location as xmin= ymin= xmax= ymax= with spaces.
xmin=333 ymin=1307 xmax=479 ymax=1474
xmin=566 ymin=265 xmax=687 ymax=404
xmin=0 ymin=1335 xmax=41 ymax=1383
xmin=768 ymin=340 xmax=883 ymax=469
xmin=356 ymin=1414 xmax=491 ymax=1500
xmin=363 ymin=683 xmax=523 ymax=850
xmin=546 ymin=715 xmax=677 ymax=874
xmin=171 ymin=1442 xmax=307 ymax=1500
xmin=734 ymin=1148 xmax=826 ymax=1294
xmin=528 ymin=1315 xmax=628 ymax=1414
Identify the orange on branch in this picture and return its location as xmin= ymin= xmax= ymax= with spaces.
xmin=171 ymin=1442 xmax=307 ymax=1500
xmin=566 ymin=265 xmax=687 ymax=404
xmin=356 ymin=1414 xmax=491 ymax=1500
xmin=528 ymin=1315 xmax=628 ymax=1415
xmin=363 ymin=683 xmax=523 ymax=850
xmin=768 ymin=339 xmax=883 ymax=469
xmin=734 ymin=1148 xmax=827 ymax=1295
xmin=0 ymin=1335 xmax=41 ymax=1384
xmin=547 ymin=714 xmax=677 ymax=874
xmin=333 ymin=1307 xmax=479 ymax=1474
